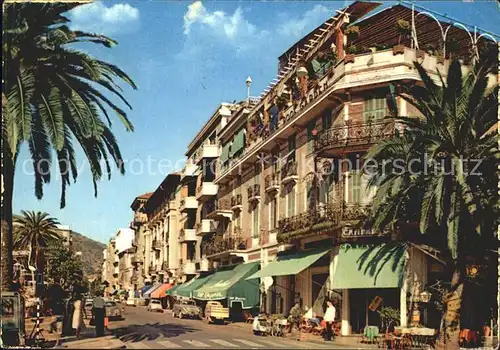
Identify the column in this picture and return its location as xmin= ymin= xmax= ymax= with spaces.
xmin=341 ymin=289 xmax=351 ymax=335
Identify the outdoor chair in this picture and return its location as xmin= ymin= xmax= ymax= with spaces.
xmin=299 ymin=319 xmax=314 ymax=333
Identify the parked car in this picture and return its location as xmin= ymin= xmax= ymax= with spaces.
xmin=204 ymin=301 xmax=229 ymax=324
xmin=126 ymin=298 xmax=136 ymax=306
xmin=105 ymin=300 xmax=124 ymax=320
xmin=147 ymin=299 xmax=163 ymax=312
xmin=172 ymin=299 xmax=201 ymax=319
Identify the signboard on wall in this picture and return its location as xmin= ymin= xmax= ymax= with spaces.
xmin=368 ymin=295 xmax=383 ymax=311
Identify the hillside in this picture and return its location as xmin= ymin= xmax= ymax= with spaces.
xmin=71 ymin=232 xmax=106 ymax=279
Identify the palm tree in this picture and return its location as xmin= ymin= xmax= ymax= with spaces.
xmin=2 ymin=3 xmax=136 ymax=290
xmin=364 ymin=57 xmax=498 ymax=347
xmin=13 ymin=210 xmax=61 ymax=273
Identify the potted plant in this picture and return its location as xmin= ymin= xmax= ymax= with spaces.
xmin=344 ymin=45 xmax=358 ymax=63
xmin=393 ymin=19 xmax=410 ymax=55
xmin=345 ymin=25 xmax=360 ymax=43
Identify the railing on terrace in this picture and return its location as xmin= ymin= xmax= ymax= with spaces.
xmin=265 ymin=172 xmax=280 ymax=190
xmin=247 ymin=184 xmax=261 ymax=199
xmin=231 ymin=194 xmax=242 ymax=207
xmin=315 ymin=119 xmax=395 ymax=153
xmin=206 ymin=199 xmax=231 ymax=215
xmin=152 ymin=239 xmax=162 ymax=251
xmin=202 ymin=235 xmax=247 ymax=256
xmin=277 ymin=202 xmax=374 ymax=241
xmin=281 ymin=161 xmax=298 ymax=181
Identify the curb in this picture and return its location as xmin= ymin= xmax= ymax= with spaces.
xmin=58 ymin=335 xmax=126 ymax=349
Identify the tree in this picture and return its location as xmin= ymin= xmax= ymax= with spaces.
xmin=364 ymin=57 xmax=498 ymax=348
xmin=45 ymin=239 xmax=85 ymax=292
xmin=2 ymin=2 xmax=136 ymax=290
xmin=13 ymin=210 xmax=61 ymax=269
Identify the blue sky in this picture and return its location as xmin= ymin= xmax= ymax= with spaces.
xmin=13 ymin=1 xmax=500 ymax=243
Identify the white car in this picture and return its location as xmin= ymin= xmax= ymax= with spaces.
xmin=147 ymin=299 xmax=163 ymax=312
xmin=126 ymin=298 xmax=136 ymax=306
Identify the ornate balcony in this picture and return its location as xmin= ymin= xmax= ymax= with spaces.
xmin=202 ymin=235 xmax=247 ymax=257
xmin=315 ymin=119 xmax=395 ymax=157
xmin=265 ymin=173 xmax=280 ymax=193
xmin=230 ymin=194 xmax=243 ymax=211
xmin=196 ymin=219 xmax=216 ymax=236
xmin=152 ymin=239 xmax=162 ymax=251
xmin=277 ymin=203 xmax=341 ymax=243
xmin=206 ymin=199 xmax=232 ymax=220
xmin=179 ymin=228 xmax=197 ymax=242
xmin=281 ymin=161 xmax=298 ymax=184
xmin=247 ymin=184 xmax=261 ymax=202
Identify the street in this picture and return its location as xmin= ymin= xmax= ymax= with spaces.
xmin=107 ymin=306 xmax=353 ymax=349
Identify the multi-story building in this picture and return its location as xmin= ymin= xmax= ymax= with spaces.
xmin=55 ymin=225 xmax=73 ymax=248
xmin=102 ymin=237 xmax=119 ymax=296
xmin=141 ymin=173 xmax=181 ymax=283
xmin=115 ymin=228 xmax=135 ymax=292
xmin=129 ymin=192 xmax=152 ymax=290
xmin=191 ymin=0 xmax=497 ymax=334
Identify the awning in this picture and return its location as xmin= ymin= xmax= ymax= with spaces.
xmin=138 ymin=285 xmax=152 ymax=297
xmin=331 ymin=243 xmax=407 ymax=289
xmin=230 ymin=128 xmax=245 ymax=157
xmin=174 ymin=274 xmax=215 ymax=299
xmin=151 ymin=283 xmax=172 ymax=299
xmin=143 ymin=283 xmax=162 ymax=299
xmin=194 ymin=262 xmax=260 ymax=308
xmin=246 ymin=247 xmax=331 ymax=280
xmin=165 ymin=284 xmax=180 ymax=296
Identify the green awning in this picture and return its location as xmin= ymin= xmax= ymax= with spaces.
xmin=229 ymin=128 xmax=245 ymax=157
xmin=194 ymin=262 xmax=260 ymax=308
xmin=220 ymin=142 xmax=231 ymax=164
xmin=331 ymin=243 xmax=407 ymax=289
xmin=246 ymin=247 xmax=331 ymax=280
xmin=174 ymin=274 xmax=215 ymax=298
xmin=165 ymin=284 xmax=180 ymax=296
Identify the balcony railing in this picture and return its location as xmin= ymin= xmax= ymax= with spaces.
xmin=231 ymin=194 xmax=243 ymax=211
xmin=152 ymin=239 xmax=162 ymax=251
xmin=315 ymin=119 xmax=395 ymax=155
xmin=206 ymin=199 xmax=232 ymax=220
xmin=247 ymin=184 xmax=261 ymax=202
xmin=202 ymin=235 xmax=247 ymax=257
xmin=281 ymin=161 xmax=298 ymax=184
xmin=265 ymin=173 xmax=280 ymax=192
xmin=161 ymin=261 xmax=168 ymax=271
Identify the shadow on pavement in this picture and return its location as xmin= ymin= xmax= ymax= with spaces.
xmin=111 ymin=322 xmax=199 ymax=343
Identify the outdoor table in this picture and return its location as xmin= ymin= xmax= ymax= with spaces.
xmin=363 ymin=325 xmax=379 ymax=343
xmin=395 ymin=327 xmax=436 ymax=347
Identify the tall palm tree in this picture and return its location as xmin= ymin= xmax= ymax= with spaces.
xmin=13 ymin=210 xmax=60 ymax=271
xmin=364 ymin=57 xmax=498 ymax=347
xmin=2 ymin=3 xmax=136 ymax=290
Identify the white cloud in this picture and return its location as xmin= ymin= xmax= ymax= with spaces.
xmin=278 ymin=5 xmax=331 ymax=38
xmin=183 ymin=1 xmax=260 ymax=40
xmin=69 ymin=1 xmax=140 ymax=35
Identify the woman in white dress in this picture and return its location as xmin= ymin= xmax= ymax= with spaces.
xmin=72 ymin=294 xmax=85 ymax=338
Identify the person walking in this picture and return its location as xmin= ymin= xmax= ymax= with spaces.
xmin=92 ymin=292 xmax=106 ymax=337
xmin=72 ymin=294 xmax=85 ymax=338
xmin=323 ymin=300 xmax=336 ymax=341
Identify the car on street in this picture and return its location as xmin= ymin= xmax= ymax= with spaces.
xmin=172 ymin=299 xmax=201 ymax=319
xmin=204 ymin=301 xmax=229 ymax=324
xmin=105 ymin=300 xmax=124 ymax=320
xmin=126 ymin=298 xmax=136 ymax=306
xmin=147 ymin=299 xmax=163 ymax=312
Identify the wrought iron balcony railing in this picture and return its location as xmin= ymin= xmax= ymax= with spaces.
xmin=231 ymin=194 xmax=243 ymax=209
xmin=247 ymin=184 xmax=261 ymax=201
xmin=152 ymin=239 xmax=162 ymax=251
xmin=315 ymin=119 xmax=395 ymax=154
xmin=202 ymin=235 xmax=247 ymax=256
xmin=281 ymin=161 xmax=298 ymax=183
xmin=265 ymin=173 xmax=280 ymax=192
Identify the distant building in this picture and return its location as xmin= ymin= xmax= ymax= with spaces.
xmin=55 ymin=224 xmax=73 ymax=248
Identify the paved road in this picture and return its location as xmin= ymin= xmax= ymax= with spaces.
xmin=108 ymin=306 xmax=351 ymax=349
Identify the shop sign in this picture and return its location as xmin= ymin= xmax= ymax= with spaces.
xmin=368 ymin=296 xmax=383 ymax=311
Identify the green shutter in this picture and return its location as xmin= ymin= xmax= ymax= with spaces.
xmin=220 ymin=143 xmax=230 ymax=164
xmin=230 ymin=128 xmax=246 ymax=157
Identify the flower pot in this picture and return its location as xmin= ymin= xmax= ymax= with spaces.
xmin=392 ymin=45 xmax=405 ymax=55
xmin=344 ymin=54 xmax=355 ymax=64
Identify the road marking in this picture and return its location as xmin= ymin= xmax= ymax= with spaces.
xmin=233 ymin=339 xmax=265 ymax=347
xmin=210 ymin=339 xmax=240 ymax=347
xmin=156 ymin=339 xmax=182 ymax=348
xmin=252 ymin=338 xmax=288 ymax=348
xmin=126 ymin=341 xmax=152 ymax=349
xmin=183 ymin=340 xmax=210 ymax=348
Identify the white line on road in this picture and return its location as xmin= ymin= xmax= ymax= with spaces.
xmin=251 ymin=338 xmax=288 ymax=348
xmin=183 ymin=340 xmax=210 ymax=348
xmin=210 ymin=339 xmax=240 ymax=347
xmin=233 ymin=339 xmax=265 ymax=347
xmin=156 ymin=339 xmax=182 ymax=348
xmin=126 ymin=341 xmax=152 ymax=349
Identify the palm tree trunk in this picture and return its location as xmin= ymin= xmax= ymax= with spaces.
xmin=1 ymin=139 xmax=15 ymax=291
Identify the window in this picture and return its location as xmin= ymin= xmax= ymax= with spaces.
xmin=319 ymin=173 xmax=335 ymax=204
xmin=307 ymin=119 xmax=316 ymax=153
xmin=252 ymin=203 xmax=260 ymax=238
xmin=306 ymin=180 xmax=315 ymax=210
xmin=363 ymin=97 xmax=387 ymax=121
xmin=272 ymin=148 xmax=280 ymax=173
xmin=254 ymin=163 xmax=261 ymax=184
xmin=288 ymin=134 xmax=296 ymax=162
xmin=322 ymin=111 xmax=332 ymax=131
xmin=269 ymin=197 xmax=277 ymax=229
xmin=234 ymin=212 xmax=241 ymax=232
xmin=287 ymin=188 xmax=296 ymax=217
xmin=349 ymin=171 xmax=362 ymax=203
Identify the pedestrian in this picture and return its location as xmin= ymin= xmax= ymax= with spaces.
xmin=323 ymin=300 xmax=336 ymax=341
xmin=72 ymin=293 xmax=85 ymax=338
xmin=92 ymin=291 xmax=106 ymax=337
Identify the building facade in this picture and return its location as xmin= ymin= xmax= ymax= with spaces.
xmin=129 ymin=192 xmax=152 ymax=290
xmin=102 ymin=237 xmax=119 ymax=296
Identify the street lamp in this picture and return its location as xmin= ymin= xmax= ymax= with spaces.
xmin=246 ymin=76 xmax=252 ymax=104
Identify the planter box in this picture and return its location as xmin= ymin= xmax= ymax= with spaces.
xmin=392 ymin=45 xmax=405 ymax=55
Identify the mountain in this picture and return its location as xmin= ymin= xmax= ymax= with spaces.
xmin=71 ymin=232 xmax=106 ymax=280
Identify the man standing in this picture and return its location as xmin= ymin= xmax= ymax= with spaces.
xmin=92 ymin=292 xmax=106 ymax=337
xmin=323 ymin=300 xmax=336 ymax=341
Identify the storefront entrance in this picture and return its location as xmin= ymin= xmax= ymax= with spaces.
xmin=349 ymin=288 xmax=400 ymax=333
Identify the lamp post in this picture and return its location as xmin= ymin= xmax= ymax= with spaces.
xmin=246 ymin=76 xmax=252 ymax=105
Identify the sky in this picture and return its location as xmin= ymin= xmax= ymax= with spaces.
xmin=13 ymin=1 xmax=500 ymax=244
